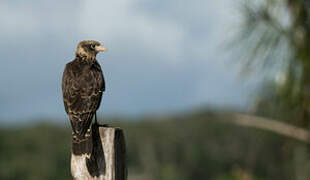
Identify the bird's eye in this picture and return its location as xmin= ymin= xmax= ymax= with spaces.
xmin=90 ymin=44 xmax=96 ymax=50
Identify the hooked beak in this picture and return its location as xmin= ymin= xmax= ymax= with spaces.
xmin=95 ymin=45 xmax=107 ymax=52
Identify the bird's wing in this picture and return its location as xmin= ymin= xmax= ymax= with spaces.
xmin=62 ymin=62 xmax=104 ymax=139
xmin=92 ymin=61 xmax=105 ymax=110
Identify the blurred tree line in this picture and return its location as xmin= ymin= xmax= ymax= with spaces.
xmin=0 ymin=112 xmax=306 ymax=180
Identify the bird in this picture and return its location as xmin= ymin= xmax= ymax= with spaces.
xmin=62 ymin=40 xmax=106 ymax=155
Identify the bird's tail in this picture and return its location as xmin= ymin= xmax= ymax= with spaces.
xmin=70 ymin=113 xmax=94 ymax=155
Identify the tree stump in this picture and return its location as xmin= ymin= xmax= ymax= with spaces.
xmin=71 ymin=124 xmax=127 ymax=180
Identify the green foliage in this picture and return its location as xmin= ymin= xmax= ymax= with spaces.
xmin=234 ymin=0 xmax=310 ymax=126
xmin=0 ymin=124 xmax=71 ymax=180
xmin=0 ymin=112 xmax=306 ymax=180
xmin=232 ymin=2 xmax=310 ymax=179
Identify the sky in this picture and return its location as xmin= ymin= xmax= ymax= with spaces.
xmin=0 ymin=0 xmax=261 ymax=123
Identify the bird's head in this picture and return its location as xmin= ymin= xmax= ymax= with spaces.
xmin=75 ymin=40 xmax=106 ymax=60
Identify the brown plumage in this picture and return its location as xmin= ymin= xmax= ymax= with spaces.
xmin=62 ymin=40 xmax=106 ymax=155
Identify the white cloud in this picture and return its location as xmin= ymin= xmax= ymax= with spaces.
xmin=78 ymin=0 xmax=186 ymax=63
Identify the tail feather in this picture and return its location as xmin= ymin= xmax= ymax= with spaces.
xmin=69 ymin=113 xmax=94 ymax=155
xmin=72 ymin=132 xmax=93 ymax=155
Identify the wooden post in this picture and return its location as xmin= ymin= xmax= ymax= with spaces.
xmin=71 ymin=124 xmax=127 ymax=180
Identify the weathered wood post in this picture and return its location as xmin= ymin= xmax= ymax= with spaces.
xmin=71 ymin=123 xmax=127 ymax=180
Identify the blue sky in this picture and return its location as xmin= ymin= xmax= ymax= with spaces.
xmin=0 ymin=0 xmax=260 ymax=123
